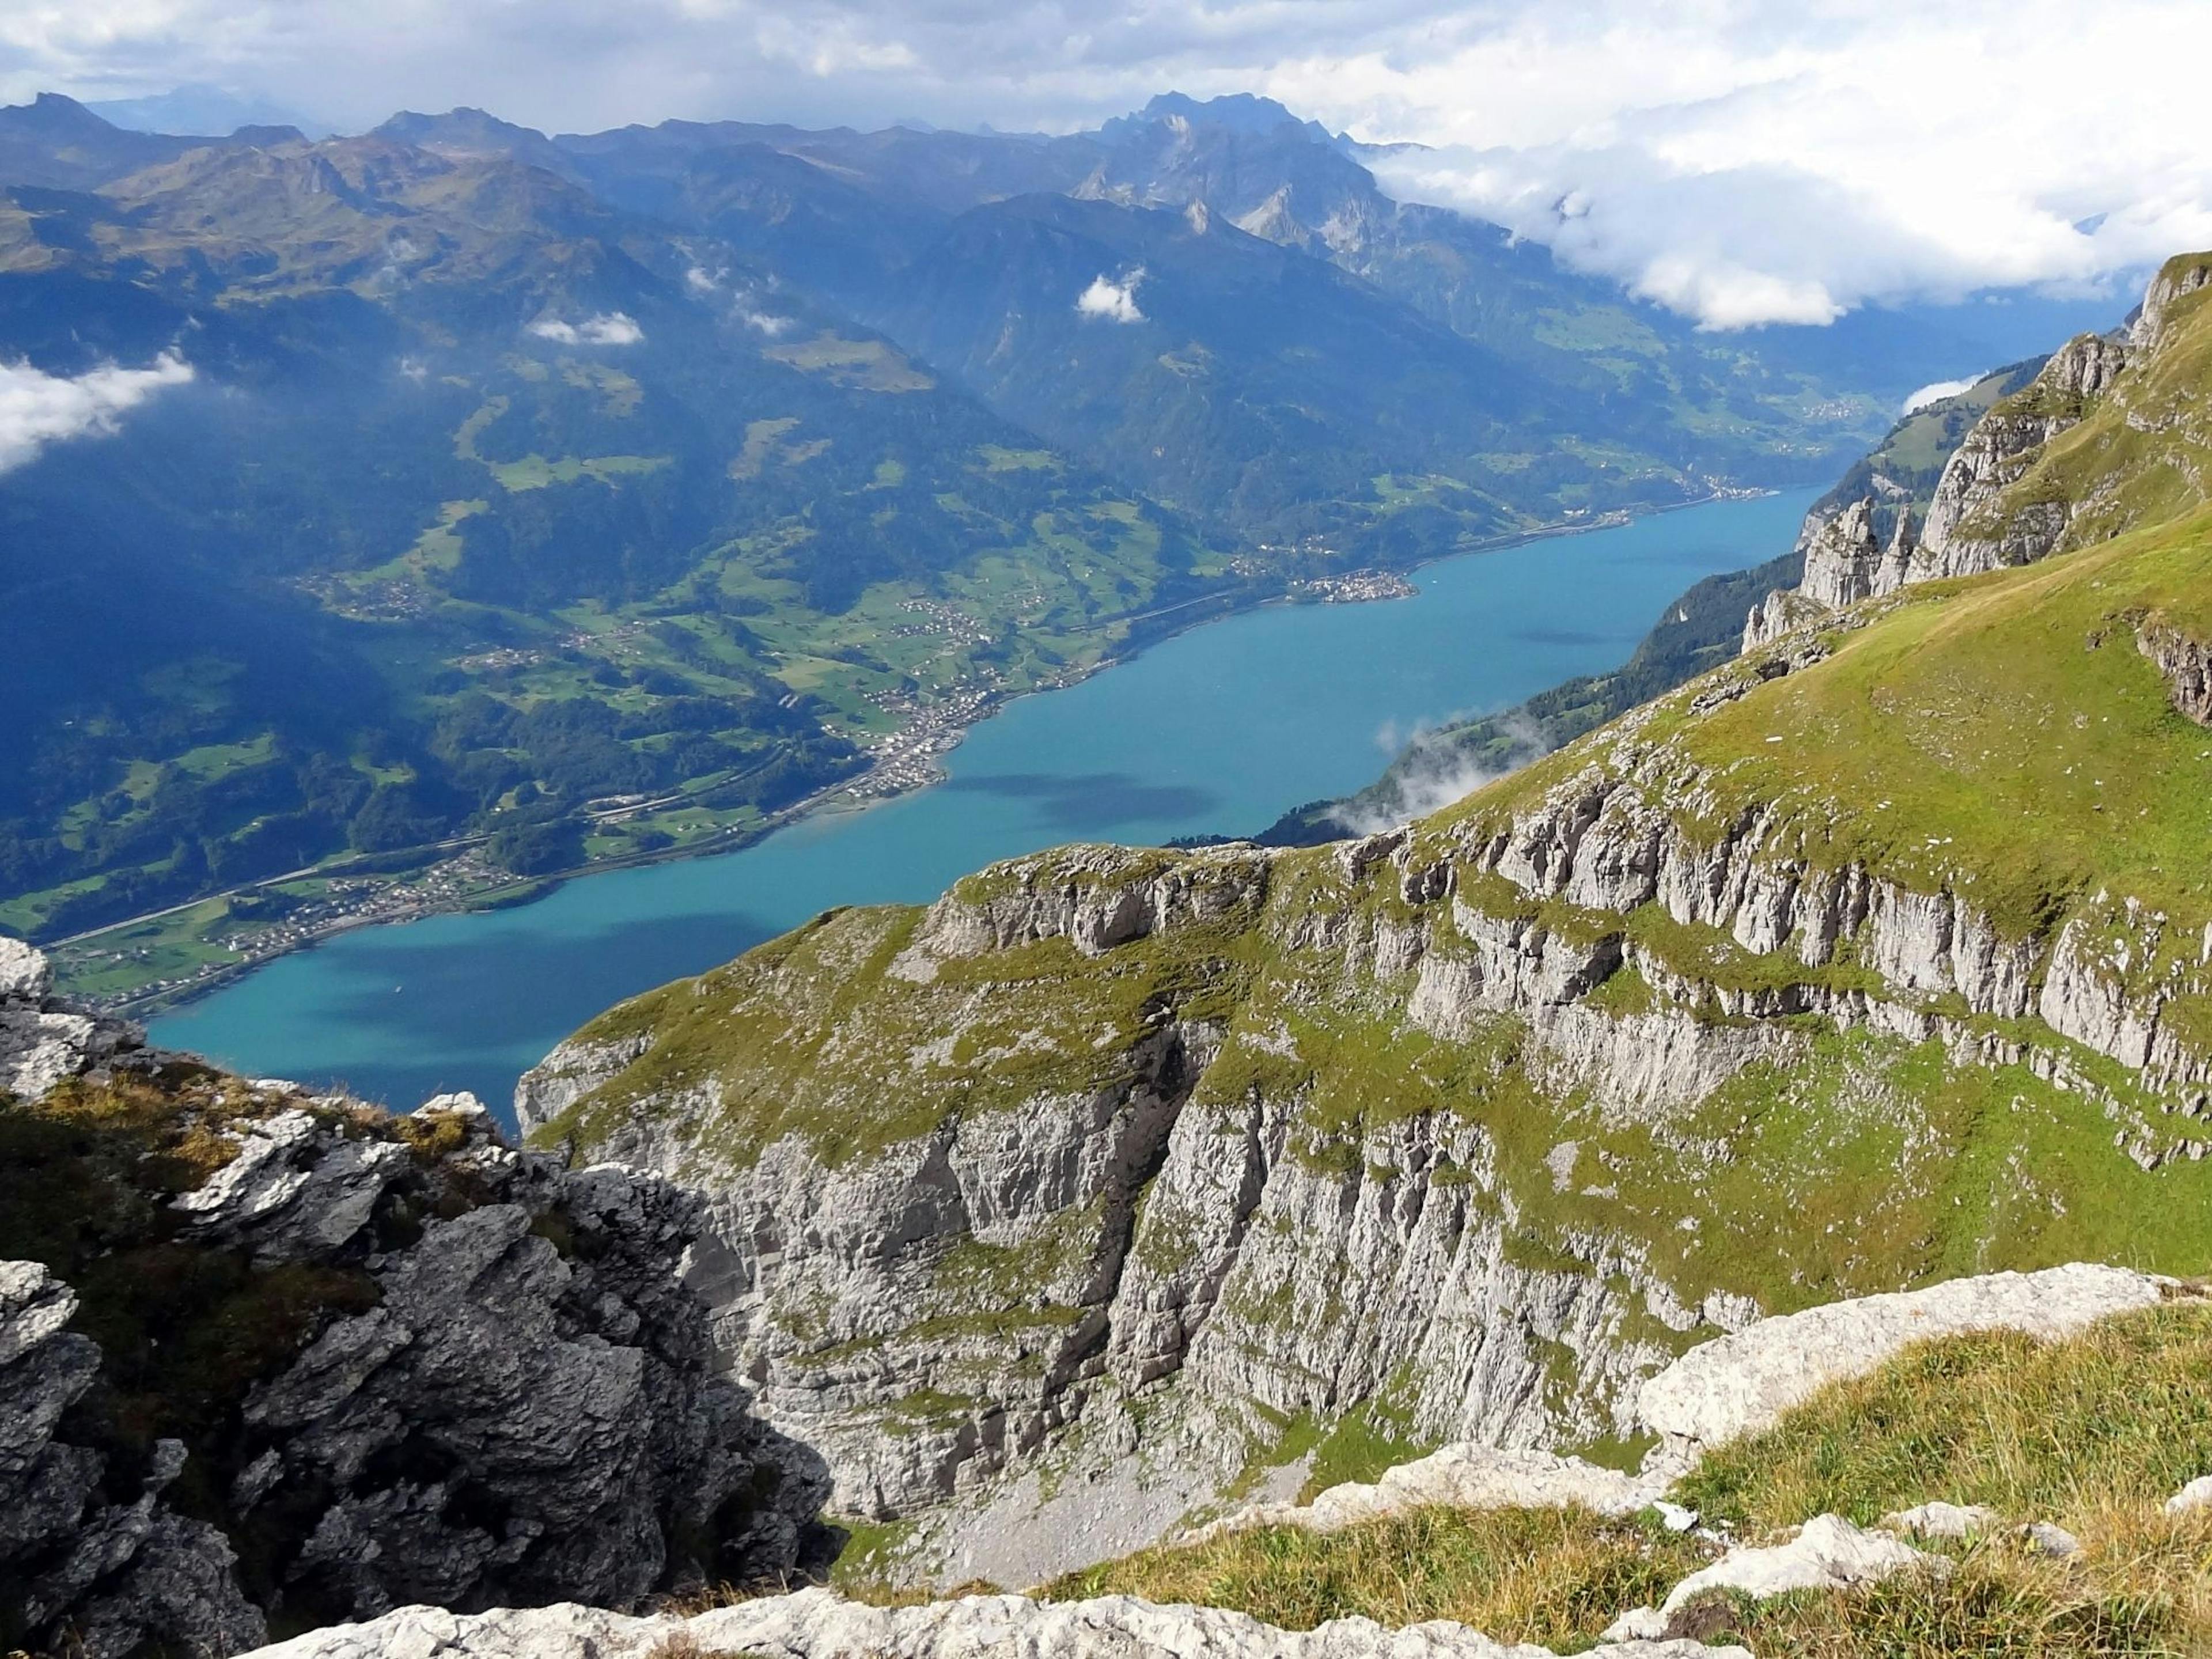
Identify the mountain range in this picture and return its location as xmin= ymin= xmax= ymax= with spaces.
xmin=0 ymin=89 xmax=2122 ymax=990
xmin=5 ymin=74 xmax=2212 ymax=1654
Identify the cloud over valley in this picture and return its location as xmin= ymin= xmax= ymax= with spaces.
xmin=0 ymin=353 xmax=196 ymax=474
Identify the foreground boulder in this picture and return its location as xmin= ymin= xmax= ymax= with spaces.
xmin=1637 ymin=1263 xmax=2171 ymax=1459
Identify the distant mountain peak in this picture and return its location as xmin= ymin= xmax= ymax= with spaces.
xmin=2 ymin=92 xmax=119 ymax=138
xmin=1099 ymin=92 xmax=1334 ymax=147
xmin=376 ymin=107 xmax=555 ymax=150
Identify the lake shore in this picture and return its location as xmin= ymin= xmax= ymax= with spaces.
xmin=74 ymin=487 xmax=1779 ymax=1020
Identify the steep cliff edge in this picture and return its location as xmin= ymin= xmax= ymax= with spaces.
xmin=1748 ymin=253 xmax=2212 ymax=648
xmin=521 ymin=427 xmax=2212 ymax=1582
xmin=0 ymin=946 xmax=829 ymax=1658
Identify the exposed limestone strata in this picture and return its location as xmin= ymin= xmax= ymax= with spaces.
xmin=524 ymin=657 xmax=2212 ymax=1582
xmin=236 ymin=1588 xmax=1743 ymax=1659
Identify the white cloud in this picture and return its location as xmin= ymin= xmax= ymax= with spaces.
xmin=684 ymin=265 xmax=721 ymax=293
xmin=1903 ymin=377 xmax=1978 ymax=414
xmin=527 ymin=311 xmax=645 ymax=346
xmin=1077 ymin=269 xmax=1145 ymax=324
xmin=0 ymin=353 xmax=195 ymax=474
xmin=1350 ymin=1 xmax=2212 ymax=327
xmin=1334 ymin=709 xmax=1549 ymax=834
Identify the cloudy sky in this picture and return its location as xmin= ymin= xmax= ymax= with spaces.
xmin=6 ymin=0 xmax=2210 ymax=328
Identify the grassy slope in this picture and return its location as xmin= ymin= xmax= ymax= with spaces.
xmin=1256 ymin=361 xmax=2048 ymax=848
xmin=1050 ymin=1303 xmax=2212 ymax=1656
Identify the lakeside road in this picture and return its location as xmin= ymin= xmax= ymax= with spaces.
xmin=146 ymin=487 xmax=1819 ymax=1118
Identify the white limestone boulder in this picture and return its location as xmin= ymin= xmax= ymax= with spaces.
xmin=1639 ymin=1264 xmax=2169 ymax=1453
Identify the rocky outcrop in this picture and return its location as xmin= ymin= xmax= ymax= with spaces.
xmin=1911 ymin=331 xmax=2130 ymax=579
xmin=1188 ymin=1446 xmax=1655 ymax=1543
xmin=523 ymin=747 xmax=2212 ymax=1582
xmin=236 ymin=1588 xmax=1746 ymax=1659
xmin=1637 ymin=1263 xmax=2170 ymax=1458
xmin=1 ymin=1260 xmax=267 ymax=1658
xmin=1 ymin=946 xmax=832 ymax=1657
xmin=1794 ymin=498 xmax=1914 ymax=613
xmin=0 ymin=934 xmax=146 ymax=1099
xmin=2133 ymin=253 xmax=2212 ymax=351
xmin=230 ymin=1134 xmax=831 ymax=1622
xmin=2139 ymin=618 xmax=2212 ymax=725
xmin=1741 ymin=285 xmax=2171 ymax=656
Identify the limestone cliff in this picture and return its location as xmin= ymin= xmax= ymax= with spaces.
xmin=522 ymin=441 xmax=2212 ymax=1584
xmin=0 ymin=947 xmax=829 ymax=1658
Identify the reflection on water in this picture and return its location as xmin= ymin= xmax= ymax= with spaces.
xmin=943 ymin=772 xmax=1222 ymax=828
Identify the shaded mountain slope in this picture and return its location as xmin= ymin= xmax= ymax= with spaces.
xmin=0 ymin=134 xmax=1221 ymax=948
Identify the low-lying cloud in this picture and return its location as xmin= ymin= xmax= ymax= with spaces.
xmin=685 ymin=269 xmax=793 ymax=336
xmin=1902 ymin=377 xmax=1979 ymax=414
xmin=0 ymin=353 xmax=195 ymax=474
xmin=1076 ymin=270 xmax=1145 ymax=324
xmin=1332 ymin=708 xmax=1550 ymax=835
xmin=527 ymin=312 xmax=645 ymax=346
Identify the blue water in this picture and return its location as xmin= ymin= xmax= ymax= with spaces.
xmin=153 ymin=490 xmax=1815 ymax=1115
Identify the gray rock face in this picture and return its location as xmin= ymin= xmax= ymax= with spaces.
xmin=1 ymin=963 xmax=832 ymax=1656
xmin=200 ymin=1102 xmax=830 ymax=1626
xmin=234 ymin=1588 xmax=1748 ymax=1659
xmin=2133 ymin=254 xmax=2212 ymax=351
xmin=522 ymin=736 xmax=2212 ymax=1585
xmin=1 ymin=1260 xmax=268 ymax=1658
xmin=0 ymin=937 xmax=146 ymax=1100
xmin=1912 ymin=332 xmax=2127 ymax=579
xmin=1795 ymin=498 xmax=1914 ymax=613
xmin=2139 ymin=619 xmax=2212 ymax=725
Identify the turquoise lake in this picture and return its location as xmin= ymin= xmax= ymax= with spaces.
xmin=153 ymin=489 xmax=1817 ymax=1118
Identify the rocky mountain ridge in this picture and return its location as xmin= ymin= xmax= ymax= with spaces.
xmin=1747 ymin=253 xmax=2212 ymax=649
xmin=219 ymin=1260 xmax=2195 ymax=1658
xmin=0 ymin=943 xmax=827 ymax=1658
xmin=516 ymin=252 xmax=2212 ymax=1588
